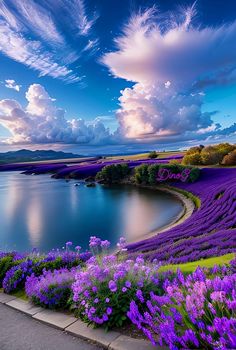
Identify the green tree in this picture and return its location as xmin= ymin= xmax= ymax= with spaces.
xmin=96 ymin=164 xmax=130 ymax=184
xmin=134 ymin=164 xmax=150 ymax=184
xmin=148 ymin=151 xmax=158 ymax=159
xmin=182 ymin=152 xmax=202 ymax=165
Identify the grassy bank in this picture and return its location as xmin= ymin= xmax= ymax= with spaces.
xmin=159 ymin=253 xmax=234 ymax=273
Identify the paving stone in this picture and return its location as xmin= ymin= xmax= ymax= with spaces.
xmin=6 ymin=298 xmax=42 ymax=315
xmin=66 ymin=319 xmax=120 ymax=347
xmin=33 ymin=309 xmax=77 ymax=329
xmin=0 ymin=292 xmax=17 ymax=304
xmin=108 ymin=335 xmax=160 ymax=350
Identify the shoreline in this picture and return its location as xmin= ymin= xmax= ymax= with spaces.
xmin=125 ymin=183 xmax=196 ymax=244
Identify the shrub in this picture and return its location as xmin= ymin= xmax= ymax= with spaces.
xmin=201 ymin=150 xmax=222 ymax=165
xmin=26 ymin=268 xmax=76 ymax=309
xmin=215 ymin=142 xmax=236 ymax=156
xmin=188 ymin=167 xmax=201 ymax=183
xmin=182 ymin=152 xmax=202 ymax=165
xmin=96 ymin=164 xmax=130 ymax=184
xmin=0 ymin=244 xmax=86 ymax=293
xmin=128 ymin=267 xmax=236 ymax=349
xmin=3 ymin=260 xmax=33 ymax=293
xmin=72 ymin=237 xmax=167 ymax=330
xmin=152 ymin=164 xmax=200 ymax=184
xmin=185 ymin=146 xmax=202 ymax=155
xmin=0 ymin=253 xmax=25 ymax=286
xmin=148 ymin=151 xmax=158 ymax=159
xmin=134 ymin=164 xmax=150 ymax=184
xmin=222 ymin=150 xmax=236 ymax=166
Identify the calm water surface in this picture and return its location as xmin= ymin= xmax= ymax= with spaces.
xmin=0 ymin=172 xmax=183 ymax=252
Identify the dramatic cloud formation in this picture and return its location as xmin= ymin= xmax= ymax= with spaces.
xmin=0 ymin=84 xmax=111 ymax=145
xmin=5 ymin=79 xmax=21 ymax=92
xmin=102 ymin=4 xmax=236 ymax=141
xmin=0 ymin=0 xmax=98 ymax=83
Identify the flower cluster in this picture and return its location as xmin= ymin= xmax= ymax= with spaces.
xmin=3 ymin=260 xmax=33 ymax=293
xmin=127 ymin=267 xmax=236 ymax=349
xmin=25 ymin=268 xmax=76 ymax=308
xmin=0 ymin=243 xmax=91 ymax=292
xmin=72 ymin=250 xmax=165 ymax=329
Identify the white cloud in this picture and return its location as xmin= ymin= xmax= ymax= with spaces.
xmin=0 ymin=84 xmax=111 ymax=145
xmin=5 ymin=79 xmax=21 ymax=92
xmin=0 ymin=0 xmax=98 ymax=83
xmin=102 ymin=4 xmax=236 ymax=141
xmin=13 ymin=0 xmax=64 ymax=45
xmin=72 ymin=0 xmax=99 ymax=36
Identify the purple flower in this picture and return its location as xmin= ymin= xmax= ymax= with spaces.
xmin=101 ymin=240 xmax=111 ymax=249
xmin=106 ymin=307 xmax=112 ymax=315
xmin=136 ymin=289 xmax=144 ymax=303
xmin=125 ymin=281 xmax=131 ymax=288
xmin=108 ymin=280 xmax=117 ymax=292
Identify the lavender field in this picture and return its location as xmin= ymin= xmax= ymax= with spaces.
xmin=128 ymin=168 xmax=236 ymax=263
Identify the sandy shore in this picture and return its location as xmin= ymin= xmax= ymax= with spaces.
xmin=127 ymin=184 xmax=196 ymax=244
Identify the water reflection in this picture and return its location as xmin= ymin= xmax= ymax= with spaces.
xmin=0 ymin=173 xmax=183 ymax=252
xmin=27 ymin=195 xmax=43 ymax=247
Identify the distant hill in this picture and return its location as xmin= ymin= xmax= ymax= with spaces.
xmin=0 ymin=149 xmax=82 ymax=164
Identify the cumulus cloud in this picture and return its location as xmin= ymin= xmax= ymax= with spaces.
xmin=5 ymin=79 xmax=21 ymax=92
xmin=0 ymin=84 xmax=111 ymax=145
xmin=0 ymin=0 xmax=98 ymax=83
xmin=102 ymin=4 xmax=236 ymax=141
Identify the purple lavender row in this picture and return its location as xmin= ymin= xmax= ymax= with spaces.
xmin=127 ymin=168 xmax=236 ymax=263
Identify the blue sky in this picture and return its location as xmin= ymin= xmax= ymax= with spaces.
xmin=0 ymin=0 xmax=236 ymax=154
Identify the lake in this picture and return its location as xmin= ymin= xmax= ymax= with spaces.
xmin=0 ymin=172 xmax=183 ymax=252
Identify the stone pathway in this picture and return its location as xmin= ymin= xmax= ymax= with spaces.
xmin=0 ymin=303 xmax=103 ymax=350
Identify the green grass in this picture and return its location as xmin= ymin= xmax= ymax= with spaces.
xmin=12 ymin=289 xmax=28 ymax=301
xmin=159 ymin=253 xmax=234 ymax=274
xmin=106 ymin=151 xmax=185 ymax=161
xmin=0 ymin=287 xmax=28 ymax=300
xmin=166 ymin=185 xmax=201 ymax=208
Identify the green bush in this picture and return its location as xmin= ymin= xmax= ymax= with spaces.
xmin=148 ymin=164 xmax=160 ymax=185
xmin=183 ymin=143 xmax=236 ymax=166
xmin=201 ymin=150 xmax=222 ymax=165
xmin=148 ymin=151 xmax=158 ymax=159
xmin=96 ymin=164 xmax=130 ymax=184
xmin=188 ymin=167 xmax=201 ymax=183
xmin=185 ymin=146 xmax=202 ymax=155
xmin=182 ymin=152 xmax=201 ymax=165
xmin=0 ymin=255 xmax=25 ymax=286
xmin=134 ymin=164 xmax=150 ymax=184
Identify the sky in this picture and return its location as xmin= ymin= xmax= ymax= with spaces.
xmin=0 ymin=0 xmax=236 ymax=154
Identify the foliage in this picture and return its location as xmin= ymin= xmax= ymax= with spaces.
xmin=72 ymin=237 xmax=168 ymax=330
xmin=25 ymin=268 xmax=75 ymax=309
xmin=3 ymin=260 xmax=33 ymax=293
xmin=182 ymin=152 xmax=201 ymax=165
xmin=200 ymin=148 xmax=222 ymax=165
xmin=0 ymin=245 xmax=90 ymax=293
xmin=127 ymin=267 xmax=236 ymax=349
xmin=222 ymin=149 xmax=236 ymax=165
xmin=148 ymin=151 xmax=158 ymax=159
xmin=182 ymin=143 xmax=236 ymax=166
xmin=0 ymin=253 xmax=25 ymax=286
xmin=134 ymin=163 xmax=200 ymax=185
xmin=134 ymin=164 xmax=149 ymax=184
xmin=0 ymin=236 xmax=236 ymax=349
xmin=95 ymin=163 xmax=131 ymax=184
